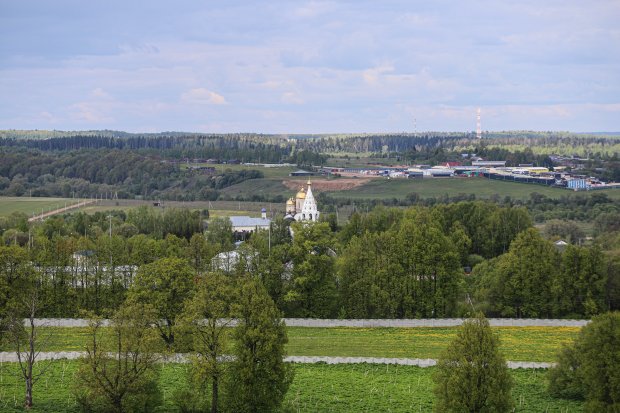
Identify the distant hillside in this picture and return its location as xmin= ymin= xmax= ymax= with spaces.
xmin=1 ymin=129 xmax=618 ymax=159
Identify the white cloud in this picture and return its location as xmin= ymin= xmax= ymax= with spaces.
xmin=180 ymin=88 xmax=227 ymax=105
xmin=69 ymin=102 xmax=114 ymax=123
xmin=293 ymin=1 xmax=335 ymax=19
xmin=281 ymin=91 xmax=304 ymax=105
xmin=91 ymin=88 xmax=112 ymax=99
xmin=39 ymin=111 xmax=58 ymax=123
xmin=362 ymin=65 xmax=394 ymax=85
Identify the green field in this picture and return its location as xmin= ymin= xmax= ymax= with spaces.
xmin=329 ymin=177 xmax=620 ymax=201
xmin=286 ymin=326 xmax=578 ymax=362
xmin=0 ymin=326 xmax=578 ymax=363
xmin=219 ymin=178 xmax=293 ymax=199
xmin=216 ymin=176 xmax=620 ymax=203
xmin=0 ymin=362 xmax=583 ymax=412
xmin=181 ymin=163 xmax=296 ymax=178
xmin=0 ymin=197 xmax=78 ymax=217
xmin=0 ymin=197 xmax=285 ymax=220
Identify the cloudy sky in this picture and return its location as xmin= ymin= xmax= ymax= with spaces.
xmin=1 ymin=1 xmax=619 ymax=133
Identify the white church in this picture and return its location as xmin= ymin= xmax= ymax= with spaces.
xmin=285 ymin=180 xmax=320 ymax=222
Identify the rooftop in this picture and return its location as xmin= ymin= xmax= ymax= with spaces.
xmin=229 ymin=216 xmax=271 ymax=228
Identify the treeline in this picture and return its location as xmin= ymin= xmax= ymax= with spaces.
xmin=0 ymin=148 xmax=267 ymax=200
xmin=317 ymin=190 xmax=620 ymax=225
xmin=1 ymin=201 xmax=617 ymax=319
xmin=0 ymin=253 xmax=290 ymax=412
xmin=2 ymin=129 xmax=618 ymax=163
xmin=0 ymin=133 xmax=291 ymax=162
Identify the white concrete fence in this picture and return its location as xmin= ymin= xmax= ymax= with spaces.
xmin=0 ymin=352 xmax=555 ymax=369
xmin=29 ymin=318 xmax=590 ymax=328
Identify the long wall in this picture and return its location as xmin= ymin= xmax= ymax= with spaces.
xmin=30 ymin=318 xmax=590 ymax=328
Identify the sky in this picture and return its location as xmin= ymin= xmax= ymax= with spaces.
xmin=1 ymin=0 xmax=619 ymax=133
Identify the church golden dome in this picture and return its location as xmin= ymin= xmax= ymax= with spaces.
xmin=296 ymin=187 xmax=306 ymax=199
xmin=286 ymin=197 xmax=294 ymax=205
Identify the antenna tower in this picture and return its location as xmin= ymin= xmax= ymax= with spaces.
xmin=476 ymin=107 xmax=482 ymax=139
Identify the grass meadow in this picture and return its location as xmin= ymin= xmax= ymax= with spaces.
xmin=180 ymin=163 xmax=296 ymax=179
xmin=0 ymin=197 xmax=78 ymax=217
xmin=0 ymin=326 xmax=579 ymax=363
xmin=0 ymin=362 xmax=583 ymax=412
xmin=220 ymin=175 xmax=620 ymax=202
xmin=327 ymin=177 xmax=609 ymax=201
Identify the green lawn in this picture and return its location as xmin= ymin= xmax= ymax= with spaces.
xmin=0 ymin=326 xmax=578 ymax=363
xmin=0 ymin=197 xmax=78 ymax=217
xmin=0 ymin=362 xmax=583 ymax=412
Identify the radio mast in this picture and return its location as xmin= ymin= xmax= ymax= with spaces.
xmin=476 ymin=108 xmax=482 ymax=139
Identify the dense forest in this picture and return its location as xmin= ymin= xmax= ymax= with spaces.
xmin=1 ymin=202 xmax=618 ymax=319
xmin=0 ymin=148 xmax=274 ymax=200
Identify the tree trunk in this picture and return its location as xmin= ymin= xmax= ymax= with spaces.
xmin=211 ymin=376 xmax=218 ymax=413
xmin=25 ymin=377 xmax=33 ymax=408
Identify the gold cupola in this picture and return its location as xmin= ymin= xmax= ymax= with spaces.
xmin=296 ymin=187 xmax=306 ymax=199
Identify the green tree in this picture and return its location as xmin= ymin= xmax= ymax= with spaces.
xmin=433 ymin=313 xmax=513 ymax=413
xmin=4 ymin=256 xmax=53 ymax=409
xmin=127 ymin=257 xmax=194 ymax=348
xmin=177 ymin=272 xmax=235 ymax=413
xmin=548 ymin=312 xmax=620 ymax=412
xmin=223 ymin=278 xmax=292 ymax=412
xmin=206 ymin=217 xmax=234 ymax=251
xmin=74 ymin=302 xmax=162 ymax=413
xmin=555 ymin=245 xmax=607 ymax=317
xmin=285 ymin=222 xmax=338 ymax=317
xmin=127 ymin=234 xmax=163 ymax=266
xmin=187 ymin=233 xmax=214 ymax=272
xmin=486 ymin=228 xmax=559 ymax=317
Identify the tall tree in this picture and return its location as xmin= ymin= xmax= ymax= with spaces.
xmin=285 ymin=222 xmax=338 ymax=317
xmin=178 ymin=272 xmax=236 ymax=413
xmin=223 ymin=278 xmax=292 ymax=413
xmin=549 ymin=312 xmax=620 ymax=412
xmin=73 ymin=302 xmax=162 ymax=413
xmin=5 ymin=262 xmax=53 ymax=409
xmin=126 ymin=257 xmax=195 ymax=348
xmin=206 ymin=217 xmax=234 ymax=251
xmin=433 ymin=313 xmax=513 ymax=413
xmin=486 ymin=228 xmax=559 ymax=317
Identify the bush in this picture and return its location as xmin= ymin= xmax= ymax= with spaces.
xmin=73 ymin=303 xmax=162 ymax=413
xmin=548 ymin=312 xmax=620 ymax=412
xmin=433 ymin=313 xmax=513 ymax=412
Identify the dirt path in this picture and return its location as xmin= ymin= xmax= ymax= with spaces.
xmin=28 ymin=200 xmax=95 ymax=222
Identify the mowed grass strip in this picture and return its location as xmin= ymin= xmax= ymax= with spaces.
xmin=0 ymin=326 xmax=579 ymax=362
xmin=0 ymin=361 xmax=583 ymax=412
xmin=286 ymin=327 xmax=578 ymax=362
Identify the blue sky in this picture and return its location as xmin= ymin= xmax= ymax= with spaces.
xmin=1 ymin=0 xmax=619 ymax=133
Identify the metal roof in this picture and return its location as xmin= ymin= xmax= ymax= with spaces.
xmin=229 ymin=216 xmax=271 ymax=228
